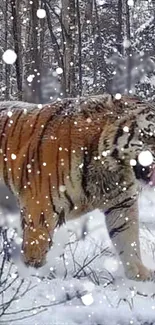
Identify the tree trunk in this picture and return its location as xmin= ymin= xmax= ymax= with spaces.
xmin=117 ymin=0 xmax=123 ymax=54
xmin=152 ymin=0 xmax=155 ymax=55
xmin=61 ymin=0 xmax=76 ymax=97
xmin=28 ymin=0 xmax=42 ymax=103
xmin=94 ymin=0 xmax=107 ymax=90
xmin=4 ymin=0 xmax=10 ymax=100
xmin=44 ymin=0 xmax=66 ymax=95
xmin=10 ymin=0 xmax=23 ymax=100
xmin=125 ymin=0 xmax=132 ymax=94
xmin=76 ymin=0 xmax=82 ymax=95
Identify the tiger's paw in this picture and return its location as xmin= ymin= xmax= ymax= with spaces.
xmin=125 ymin=262 xmax=155 ymax=282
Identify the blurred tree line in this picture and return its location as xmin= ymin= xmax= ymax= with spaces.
xmin=0 ymin=0 xmax=155 ymax=102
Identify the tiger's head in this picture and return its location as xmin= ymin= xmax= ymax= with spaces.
xmin=134 ymin=104 xmax=155 ymax=186
xmin=105 ymin=99 xmax=155 ymax=186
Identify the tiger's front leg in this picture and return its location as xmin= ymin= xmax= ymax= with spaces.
xmin=19 ymin=194 xmax=56 ymax=268
xmin=104 ymin=199 xmax=155 ymax=281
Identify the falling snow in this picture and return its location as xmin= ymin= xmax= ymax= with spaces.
xmin=56 ymin=67 xmax=63 ymax=75
xmin=115 ymin=93 xmax=122 ymax=100
xmin=36 ymin=8 xmax=46 ymax=19
xmin=127 ymin=0 xmax=134 ymax=7
xmin=2 ymin=49 xmax=17 ymax=64
xmin=130 ymin=158 xmax=137 ymax=166
xmin=123 ymin=126 xmax=129 ymax=133
xmin=11 ymin=153 xmax=17 ymax=160
xmin=138 ymin=150 xmax=153 ymax=167
xmin=1 ymin=1 xmax=155 ymax=324
xmin=7 ymin=111 xmax=13 ymax=118
xmin=81 ymin=293 xmax=94 ymax=306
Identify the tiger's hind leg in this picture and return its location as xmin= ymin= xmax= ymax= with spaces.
xmin=105 ymin=199 xmax=155 ymax=281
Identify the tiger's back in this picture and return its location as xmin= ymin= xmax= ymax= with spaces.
xmin=0 ymin=95 xmax=155 ymax=281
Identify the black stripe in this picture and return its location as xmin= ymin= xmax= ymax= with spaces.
xmin=3 ymin=137 xmax=9 ymax=187
xmin=111 ymin=148 xmax=119 ymax=160
xmin=68 ymin=121 xmax=72 ymax=184
xmin=11 ymin=110 xmax=23 ymax=137
xmin=18 ymin=159 xmax=27 ymax=194
xmin=0 ymin=117 xmax=9 ymax=186
xmin=64 ymin=190 xmax=74 ymax=211
xmin=61 ymin=171 xmax=74 ymax=211
xmin=17 ymin=109 xmax=40 ymax=151
xmin=36 ymin=106 xmax=64 ymax=185
xmin=0 ymin=117 xmax=9 ymax=146
xmin=56 ymin=145 xmax=60 ymax=198
xmin=23 ymin=143 xmax=31 ymax=193
xmin=29 ymin=110 xmax=42 ymax=136
xmin=39 ymin=212 xmax=45 ymax=226
xmin=109 ymin=222 xmax=129 ymax=238
xmin=0 ymin=108 xmax=10 ymax=113
xmin=105 ymin=196 xmax=135 ymax=215
xmin=124 ymin=121 xmax=136 ymax=149
xmin=56 ymin=209 xmax=65 ymax=227
xmin=113 ymin=124 xmax=124 ymax=145
xmin=18 ymin=161 xmax=25 ymax=194
xmin=82 ymin=148 xmax=93 ymax=197
xmin=18 ymin=143 xmax=32 ymax=194
xmin=48 ymin=176 xmax=59 ymax=215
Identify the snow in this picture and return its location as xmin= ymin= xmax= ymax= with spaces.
xmin=27 ymin=75 xmax=35 ymax=83
xmin=123 ymin=126 xmax=129 ymax=133
xmin=7 ymin=111 xmax=13 ymax=117
xmin=138 ymin=150 xmax=153 ymax=167
xmin=36 ymin=9 xmax=46 ymax=19
xmin=2 ymin=49 xmax=17 ymax=65
xmin=130 ymin=159 xmax=137 ymax=166
xmin=127 ymin=0 xmax=134 ymax=7
xmin=123 ymin=38 xmax=131 ymax=49
xmin=56 ymin=67 xmax=63 ymax=75
xmin=11 ymin=153 xmax=17 ymax=160
xmin=1 ymin=189 xmax=155 ymax=324
xmin=115 ymin=93 xmax=122 ymax=100
xmin=81 ymin=293 xmax=94 ymax=306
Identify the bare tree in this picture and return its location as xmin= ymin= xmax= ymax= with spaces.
xmin=117 ymin=0 xmax=123 ymax=54
xmin=10 ymin=0 xmax=23 ymax=100
xmin=4 ymin=1 xmax=10 ymax=100
xmin=125 ymin=0 xmax=132 ymax=93
xmin=62 ymin=0 xmax=76 ymax=96
xmin=76 ymin=0 xmax=82 ymax=95
xmin=28 ymin=0 xmax=42 ymax=103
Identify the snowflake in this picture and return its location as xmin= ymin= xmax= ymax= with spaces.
xmin=27 ymin=74 xmax=35 ymax=83
xmin=81 ymin=293 xmax=94 ymax=306
xmin=138 ymin=150 xmax=153 ymax=167
xmin=130 ymin=159 xmax=137 ymax=166
xmin=59 ymin=185 xmax=66 ymax=192
xmin=11 ymin=153 xmax=17 ymax=160
xmin=123 ymin=126 xmax=129 ymax=133
xmin=2 ymin=49 xmax=17 ymax=64
xmin=128 ymin=0 xmax=134 ymax=6
xmin=7 ymin=111 xmax=13 ymax=118
xmin=36 ymin=8 xmax=46 ymax=19
xmin=115 ymin=93 xmax=122 ymax=100
xmin=56 ymin=67 xmax=63 ymax=75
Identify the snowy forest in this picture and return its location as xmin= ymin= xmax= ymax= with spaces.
xmin=1 ymin=0 xmax=155 ymax=325
xmin=1 ymin=0 xmax=155 ymax=103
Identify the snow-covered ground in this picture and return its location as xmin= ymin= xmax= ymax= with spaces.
xmin=1 ymin=188 xmax=155 ymax=324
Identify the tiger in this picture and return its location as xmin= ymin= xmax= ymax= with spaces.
xmin=0 ymin=94 xmax=155 ymax=281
